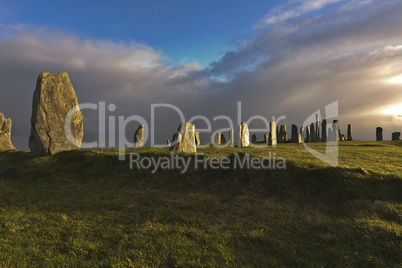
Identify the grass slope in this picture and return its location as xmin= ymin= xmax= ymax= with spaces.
xmin=0 ymin=141 xmax=401 ymax=267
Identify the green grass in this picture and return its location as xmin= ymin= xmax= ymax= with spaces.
xmin=0 ymin=141 xmax=401 ymax=267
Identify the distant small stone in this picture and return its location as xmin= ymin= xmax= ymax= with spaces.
xmin=347 ymin=124 xmax=353 ymax=141
xmin=221 ymin=133 xmax=227 ymax=144
xmin=376 ymin=127 xmax=383 ymax=141
xmin=0 ymin=112 xmax=14 ymax=151
xmin=251 ymin=134 xmax=257 ymax=144
xmin=392 ymin=132 xmax=400 ymax=141
xmin=133 ymin=124 xmax=144 ymax=148
xmin=215 ymin=132 xmax=221 ymax=145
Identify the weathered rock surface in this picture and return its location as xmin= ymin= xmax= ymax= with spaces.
xmin=0 ymin=112 xmax=14 ymax=150
xmin=376 ymin=127 xmax=383 ymax=141
xmin=228 ymin=129 xmax=234 ymax=145
xmin=133 ymin=124 xmax=144 ymax=148
xmin=29 ymin=72 xmax=83 ymax=156
xmin=170 ymin=121 xmax=196 ymax=153
xmin=310 ymin=123 xmax=316 ymax=142
xmin=392 ymin=132 xmax=400 ymax=141
xmin=237 ymin=121 xmax=250 ymax=147
xmin=332 ymin=120 xmax=339 ymax=141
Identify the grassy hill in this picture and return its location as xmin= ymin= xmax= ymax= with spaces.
xmin=0 ymin=141 xmax=401 ymax=267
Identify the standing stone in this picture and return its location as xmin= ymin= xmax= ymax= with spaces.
xmin=251 ymin=134 xmax=257 ymax=143
xmin=269 ymin=121 xmax=277 ymax=146
xmin=133 ymin=124 xmax=144 ymax=148
xmin=316 ymin=114 xmax=320 ymax=141
xmin=322 ymin=119 xmax=327 ymax=142
xmin=298 ymin=133 xmax=302 ymax=143
xmin=376 ymin=127 xmax=383 ymax=141
xmin=264 ymin=132 xmax=269 ymax=144
xmin=291 ymin=124 xmax=298 ymax=143
xmin=29 ymin=72 xmax=83 ymax=156
xmin=229 ymin=128 xmax=234 ymax=145
xmin=338 ymin=129 xmax=342 ymax=141
xmin=278 ymin=125 xmax=288 ymax=143
xmin=300 ymin=127 xmax=304 ymax=142
xmin=167 ymin=139 xmax=170 ymax=147
xmin=195 ymin=132 xmax=200 ymax=146
xmin=310 ymin=123 xmax=316 ymax=142
xmin=328 ymin=129 xmax=333 ymax=142
xmin=305 ymin=125 xmax=310 ymax=143
xmin=221 ymin=134 xmax=227 ymax=144
xmin=392 ymin=132 xmax=400 ymax=141
xmin=347 ymin=124 xmax=353 ymax=141
xmin=332 ymin=120 xmax=339 ymax=141
xmin=215 ymin=132 xmax=222 ymax=145
xmin=170 ymin=121 xmax=196 ymax=153
xmin=0 ymin=113 xmax=14 ymax=150
xmin=237 ymin=121 xmax=250 ymax=147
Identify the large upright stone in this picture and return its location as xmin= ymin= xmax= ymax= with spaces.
xmin=269 ymin=121 xmax=277 ymax=146
xmin=170 ymin=121 xmax=196 ymax=153
xmin=133 ymin=124 xmax=144 ymax=148
xmin=392 ymin=132 xmax=401 ymax=141
xmin=321 ymin=119 xmax=327 ymax=142
xmin=376 ymin=127 xmax=383 ymax=141
xmin=0 ymin=113 xmax=14 ymax=150
xmin=291 ymin=124 xmax=298 ymax=143
xmin=237 ymin=121 xmax=250 ymax=147
xmin=29 ymin=72 xmax=83 ymax=156
xmin=278 ymin=125 xmax=288 ymax=143
xmin=347 ymin=124 xmax=353 ymax=141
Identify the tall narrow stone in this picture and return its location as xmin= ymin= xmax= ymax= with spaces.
xmin=0 ymin=112 xmax=14 ymax=150
xmin=269 ymin=121 xmax=277 ymax=146
xmin=305 ymin=125 xmax=310 ymax=143
xmin=195 ymin=132 xmax=200 ymax=146
xmin=133 ymin=124 xmax=144 ymax=148
xmin=316 ymin=114 xmax=320 ymax=141
xmin=347 ymin=124 xmax=353 ymax=141
xmin=229 ymin=128 xmax=234 ymax=145
xmin=237 ymin=121 xmax=250 ymax=147
xmin=170 ymin=121 xmax=196 ymax=153
xmin=392 ymin=132 xmax=401 ymax=141
xmin=376 ymin=127 xmax=383 ymax=141
xmin=321 ymin=119 xmax=327 ymax=142
xmin=291 ymin=124 xmax=298 ymax=143
xmin=264 ymin=132 xmax=269 ymax=144
xmin=215 ymin=132 xmax=222 ymax=145
xmin=332 ymin=120 xmax=339 ymax=141
xmin=300 ymin=126 xmax=304 ymax=142
xmin=310 ymin=123 xmax=316 ymax=142
xmin=29 ymin=72 xmax=83 ymax=156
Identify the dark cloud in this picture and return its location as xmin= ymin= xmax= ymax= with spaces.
xmin=1 ymin=0 xmax=402 ymax=150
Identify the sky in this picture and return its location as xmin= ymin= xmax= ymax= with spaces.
xmin=1 ymin=0 xmax=402 ymax=150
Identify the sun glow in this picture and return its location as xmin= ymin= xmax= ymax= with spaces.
xmin=382 ymin=104 xmax=402 ymax=117
xmin=386 ymin=74 xmax=402 ymax=84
